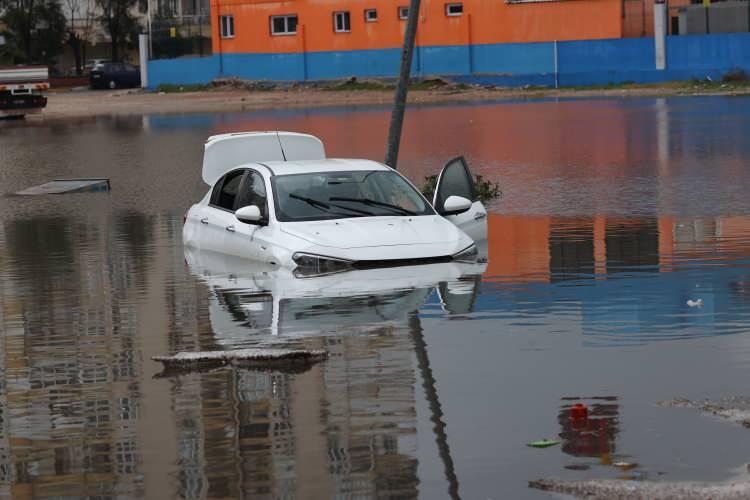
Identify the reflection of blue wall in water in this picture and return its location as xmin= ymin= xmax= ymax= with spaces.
xmin=451 ymin=261 xmax=750 ymax=346
xmin=149 ymin=33 xmax=750 ymax=88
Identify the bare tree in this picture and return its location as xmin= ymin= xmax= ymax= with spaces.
xmin=64 ymin=0 xmax=96 ymax=74
xmin=96 ymin=0 xmax=138 ymax=62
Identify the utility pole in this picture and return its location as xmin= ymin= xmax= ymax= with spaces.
xmin=384 ymin=0 xmax=421 ymax=169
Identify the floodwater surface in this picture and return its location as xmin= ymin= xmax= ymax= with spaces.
xmin=2 ymin=97 xmax=750 ymax=498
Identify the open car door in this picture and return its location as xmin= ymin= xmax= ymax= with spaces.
xmin=432 ymin=157 xmax=488 ymax=242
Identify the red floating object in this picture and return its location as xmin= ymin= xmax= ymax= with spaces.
xmin=570 ymin=403 xmax=589 ymax=420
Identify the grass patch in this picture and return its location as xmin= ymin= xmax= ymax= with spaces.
xmin=155 ymin=83 xmax=210 ymax=93
xmin=326 ymin=80 xmax=393 ymax=91
xmin=561 ymin=75 xmax=750 ymax=92
xmin=325 ymin=77 xmax=470 ymax=92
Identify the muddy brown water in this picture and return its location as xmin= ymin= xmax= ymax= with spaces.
xmin=2 ymin=97 xmax=750 ymax=498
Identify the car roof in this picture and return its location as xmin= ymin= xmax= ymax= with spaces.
xmin=258 ymin=158 xmax=391 ymax=176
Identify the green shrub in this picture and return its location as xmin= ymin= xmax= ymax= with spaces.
xmin=421 ymin=174 xmax=501 ymax=203
xmin=723 ymin=68 xmax=749 ymax=83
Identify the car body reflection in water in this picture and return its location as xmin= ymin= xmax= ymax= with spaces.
xmin=184 ymin=246 xmax=486 ymax=344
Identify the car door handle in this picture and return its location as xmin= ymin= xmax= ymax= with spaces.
xmin=200 ymin=217 xmax=208 ymax=224
xmin=474 ymin=212 xmax=487 ymax=220
xmin=225 ymin=225 xmax=235 ymax=233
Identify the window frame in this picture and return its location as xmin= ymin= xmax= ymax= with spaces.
xmin=364 ymin=8 xmax=378 ymax=22
xmin=270 ymin=14 xmax=298 ymax=36
xmin=333 ymin=11 xmax=351 ymax=33
xmin=398 ymin=6 xmax=409 ymax=20
xmin=445 ymin=3 xmax=463 ymax=16
xmin=210 ymin=168 xmax=247 ymax=212
xmin=219 ymin=15 xmax=235 ymax=39
xmin=236 ymin=169 xmax=270 ymax=221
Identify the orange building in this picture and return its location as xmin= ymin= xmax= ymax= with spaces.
xmin=210 ymin=0 xmax=625 ymax=58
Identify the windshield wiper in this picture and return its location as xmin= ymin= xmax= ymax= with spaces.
xmin=289 ymin=193 xmax=373 ymax=216
xmin=329 ymin=197 xmax=417 ymax=216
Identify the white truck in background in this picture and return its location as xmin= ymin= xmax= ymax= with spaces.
xmin=0 ymin=66 xmax=49 ymax=118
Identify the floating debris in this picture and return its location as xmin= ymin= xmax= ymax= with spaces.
xmin=527 ymin=439 xmax=560 ymax=448
xmin=152 ymin=348 xmax=328 ymax=373
xmin=564 ymin=464 xmax=591 ymax=471
xmin=529 ymin=478 xmax=750 ymax=499
xmin=659 ymin=397 xmax=750 ymax=428
xmin=15 ymin=178 xmax=110 ymax=195
xmin=613 ymin=461 xmax=638 ymax=470
xmin=687 ymin=299 xmax=704 ymax=308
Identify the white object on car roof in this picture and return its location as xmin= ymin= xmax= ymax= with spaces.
xmin=202 ymin=131 xmax=325 ymax=185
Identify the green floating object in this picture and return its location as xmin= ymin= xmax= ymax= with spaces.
xmin=527 ymin=439 xmax=560 ymax=448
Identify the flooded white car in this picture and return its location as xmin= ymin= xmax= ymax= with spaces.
xmin=183 ymin=131 xmax=487 ymax=277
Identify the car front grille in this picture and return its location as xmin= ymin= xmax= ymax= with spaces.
xmin=351 ymin=255 xmax=453 ymax=270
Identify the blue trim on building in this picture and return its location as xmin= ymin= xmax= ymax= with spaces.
xmin=147 ymin=33 xmax=750 ymax=89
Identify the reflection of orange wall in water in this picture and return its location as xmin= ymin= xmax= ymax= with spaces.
xmin=485 ymin=214 xmax=550 ymax=282
xmin=717 ymin=217 xmax=750 ymax=241
xmin=658 ymin=216 xmax=674 ymax=273
xmin=209 ymin=100 xmax=641 ymax=183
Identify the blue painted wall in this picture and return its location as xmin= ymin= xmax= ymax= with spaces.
xmin=148 ymin=55 xmax=221 ymax=87
xmin=147 ymin=33 xmax=750 ymax=89
xmin=306 ymin=48 xmax=402 ymax=80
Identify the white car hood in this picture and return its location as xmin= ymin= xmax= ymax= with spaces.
xmin=279 ymin=215 xmax=462 ymax=249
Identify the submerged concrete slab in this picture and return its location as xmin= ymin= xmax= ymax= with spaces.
xmin=152 ymin=348 xmax=328 ymax=373
xmin=659 ymin=397 xmax=750 ymax=428
xmin=15 ymin=178 xmax=110 ymax=195
xmin=529 ymin=478 xmax=750 ymax=499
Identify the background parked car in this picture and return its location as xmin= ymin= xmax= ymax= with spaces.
xmin=78 ymin=59 xmax=111 ymax=76
xmin=89 ymin=62 xmax=140 ymax=90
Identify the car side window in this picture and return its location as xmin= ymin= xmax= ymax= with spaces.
xmin=210 ymin=169 xmax=246 ymax=211
xmin=236 ymin=170 xmax=268 ymax=219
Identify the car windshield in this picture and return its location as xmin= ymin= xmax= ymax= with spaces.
xmin=272 ymin=170 xmax=434 ymax=222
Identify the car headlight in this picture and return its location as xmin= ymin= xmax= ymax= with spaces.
xmin=452 ymin=244 xmax=478 ymax=263
xmin=292 ymin=252 xmax=353 ymax=278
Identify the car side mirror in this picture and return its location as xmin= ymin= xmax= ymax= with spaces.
xmin=235 ymin=205 xmax=266 ymax=225
xmin=441 ymin=195 xmax=472 ymax=216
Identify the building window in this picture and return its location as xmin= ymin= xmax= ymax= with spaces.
xmin=220 ymin=15 xmax=234 ymax=38
xmin=271 ymin=14 xmax=298 ymax=35
xmin=334 ymin=11 xmax=351 ymax=32
xmin=445 ymin=3 xmax=463 ymax=16
xmin=398 ymin=6 xmax=409 ymax=19
xmin=365 ymin=9 xmax=378 ymax=22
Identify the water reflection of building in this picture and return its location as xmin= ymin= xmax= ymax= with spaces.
xmin=0 ymin=215 xmax=152 ymax=497
xmin=169 ymin=330 xmax=420 ymax=498
xmin=483 ymin=213 xmax=750 ymax=344
xmin=486 ymin=213 xmax=750 ymax=279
